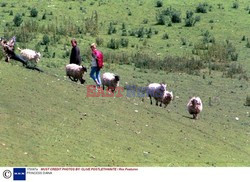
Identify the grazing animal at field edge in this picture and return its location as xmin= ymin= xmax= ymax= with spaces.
xmin=66 ymin=64 xmax=87 ymax=84
xmin=187 ymin=97 xmax=203 ymax=119
xmin=146 ymin=83 xmax=167 ymax=106
xmin=18 ymin=48 xmax=41 ymax=63
xmin=101 ymin=72 xmax=120 ymax=92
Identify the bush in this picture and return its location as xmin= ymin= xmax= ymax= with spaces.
xmin=171 ymin=10 xmax=182 ymax=23
xmin=185 ymin=11 xmax=200 ymax=27
xmin=13 ymin=13 xmax=23 ymax=27
xmin=156 ymin=0 xmax=163 ymax=7
xmin=96 ymin=37 xmax=104 ymax=46
xmin=108 ymin=22 xmax=116 ymax=34
xmin=30 ymin=8 xmax=38 ymax=17
xmin=246 ymin=96 xmax=250 ymax=106
xmin=42 ymin=13 xmax=46 ymax=20
xmin=0 ymin=2 xmax=7 ymax=7
xmin=224 ymin=63 xmax=244 ymax=78
xmin=196 ymin=3 xmax=208 ymax=13
xmin=120 ymin=38 xmax=129 ymax=47
xmin=107 ymin=38 xmax=120 ymax=49
xmin=162 ymin=33 xmax=169 ymax=39
xmin=156 ymin=7 xmax=182 ymax=24
xmin=42 ymin=35 xmax=50 ymax=45
xmin=246 ymin=40 xmax=250 ymax=48
xmin=232 ymin=1 xmax=239 ymax=9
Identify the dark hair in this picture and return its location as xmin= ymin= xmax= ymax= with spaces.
xmin=71 ymin=39 xmax=77 ymax=45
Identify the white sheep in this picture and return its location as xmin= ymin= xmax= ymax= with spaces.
xmin=187 ymin=97 xmax=203 ymax=119
xmin=101 ymin=72 xmax=120 ymax=92
xmin=146 ymin=83 xmax=167 ymax=106
xmin=65 ymin=64 xmax=87 ymax=84
xmin=161 ymin=90 xmax=173 ymax=108
xmin=18 ymin=48 xmax=41 ymax=63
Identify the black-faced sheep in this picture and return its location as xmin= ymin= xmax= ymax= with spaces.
xmin=101 ymin=72 xmax=120 ymax=92
xmin=18 ymin=48 xmax=41 ymax=63
xmin=66 ymin=64 xmax=87 ymax=84
xmin=187 ymin=97 xmax=203 ymax=119
xmin=161 ymin=90 xmax=173 ymax=108
xmin=147 ymin=83 xmax=167 ymax=106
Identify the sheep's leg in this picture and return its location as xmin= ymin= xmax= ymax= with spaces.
xmin=160 ymin=101 xmax=162 ymax=107
xmin=80 ymin=78 xmax=85 ymax=84
xmin=156 ymin=100 xmax=158 ymax=106
xmin=149 ymin=96 xmax=152 ymax=105
xmin=68 ymin=76 xmax=75 ymax=82
xmin=102 ymin=84 xmax=105 ymax=91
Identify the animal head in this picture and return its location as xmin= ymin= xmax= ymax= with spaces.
xmin=160 ymin=83 xmax=167 ymax=91
xmin=114 ymin=75 xmax=120 ymax=82
xmin=191 ymin=98 xmax=198 ymax=106
xmin=34 ymin=52 xmax=41 ymax=62
xmin=81 ymin=65 xmax=87 ymax=72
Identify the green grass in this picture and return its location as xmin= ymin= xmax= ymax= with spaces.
xmin=0 ymin=62 xmax=249 ymax=166
xmin=0 ymin=0 xmax=250 ymax=166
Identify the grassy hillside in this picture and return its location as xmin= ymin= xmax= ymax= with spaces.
xmin=0 ymin=62 xmax=249 ymax=166
xmin=0 ymin=0 xmax=250 ymax=166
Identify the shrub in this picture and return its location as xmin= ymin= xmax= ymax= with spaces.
xmin=0 ymin=2 xmax=7 ymax=7
xmin=196 ymin=3 xmax=208 ymax=13
xmin=185 ymin=11 xmax=200 ymax=27
xmin=162 ymin=33 xmax=169 ymax=39
xmin=224 ymin=63 xmax=244 ymax=78
xmin=232 ymin=1 xmax=239 ymax=9
xmin=96 ymin=37 xmax=104 ymax=46
xmin=42 ymin=13 xmax=46 ymax=20
xmin=246 ymin=40 xmax=250 ymax=48
xmin=107 ymin=38 xmax=120 ymax=49
xmin=156 ymin=0 xmax=163 ymax=7
xmin=171 ymin=10 xmax=182 ymax=23
xmin=42 ymin=35 xmax=50 ymax=45
xmin=120 ymin=38 xmax=129 ymax=47
xmin=143 ymin=19 xmax=148 ymax=24
xmin=13 ymin=13 xmax=23 ymax=27
xmin=108 ymin=22 xmax=116 ymax=34
xmin=181 ymin=38 xmax=187 ymax=45
xmin=30 ymin=8 xmax=38 ymax=17
xmin=246 ymin=96 xmax=250 ymax=106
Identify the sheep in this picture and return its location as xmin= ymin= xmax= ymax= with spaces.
xmin=187 ymin=97 xmax=203 ymax=119
xmin=18 ymin=47 xmax=41 ymax=63
xmin=65 ymin=64 xmax=87 ymax=84
xmin=161 ymin=90 xmax=173 ymax=108
xmin=146 ymin=83 xmax=167 ymax=106
xmin=101 ymin=72 xmax=120 ymax=92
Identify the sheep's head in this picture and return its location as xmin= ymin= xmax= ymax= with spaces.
xmin=114 ymin=75 xmax=120 ymax=82
xmin=191 ymin=98 xmax=198 ymax=106
xmin=81 ymin=65 xmax=87 ymax=72
xmin=160 ymin=83 xmax=167 ymax=92
xmin=35 ymin=52 xmax=41 ymax=62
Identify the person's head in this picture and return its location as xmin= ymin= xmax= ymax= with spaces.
xmin=90 ymin=43 xmax=96 ymax=50
xmin=71 ymin=39 xmax=77 ymax=47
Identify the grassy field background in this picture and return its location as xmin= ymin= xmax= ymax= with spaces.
xmin=0 ymin=0 xmax=250 ymax=166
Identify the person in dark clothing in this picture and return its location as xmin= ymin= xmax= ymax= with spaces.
xmin=70 ymin=39 xmax=81 ymax=65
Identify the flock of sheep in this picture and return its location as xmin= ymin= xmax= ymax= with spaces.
xmin=65 ymin=63 xmax=203 ymax=119
xmin=1 ymin=41 xmax=203 ymax=119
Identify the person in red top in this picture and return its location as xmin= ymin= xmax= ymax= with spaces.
xmin=90 ymin=43 xmax=102 ymax=87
